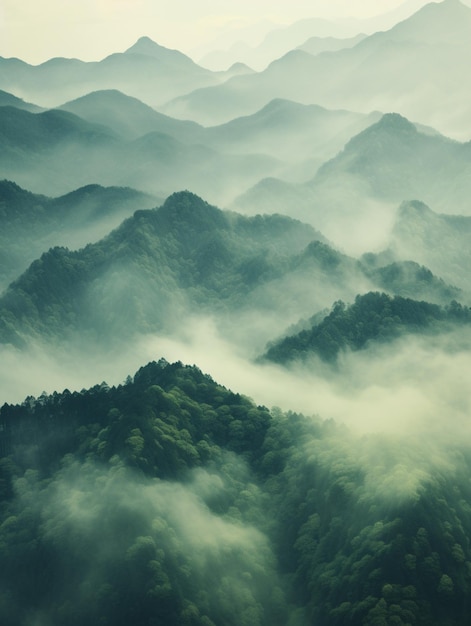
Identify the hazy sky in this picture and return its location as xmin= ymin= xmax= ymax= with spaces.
xmin=1 ymin=0 xmax=433 ymax=65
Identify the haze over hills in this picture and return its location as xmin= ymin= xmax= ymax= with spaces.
xmin=197 ymin=0 xmax=428 ymax=70
xmin=0 ymin=191 xmax=460 ymax=356
xmin=233 ymin=112 xmax=471 ymax=253
xmin=203 ymin=100 xmax=381 ymax=181
xmin=166 ymin=0 xmax=471 ymax=139
xmin=389 ymin=200 xmax=471 ymax=292
xmin=0 ymin=105 xmax=278 ymax=205
xmin=0 ymin=36 xmax=220 ymax=109
xmin=59 ymin=90 xmax=205 ymax=142
xmin=57 ymin=92 xmax=380 ymax=183
xmin=296 ymin=33 xmax=367 ymax=55
xmin=0 ymin=180 xmax=158 ymax=290
xmin=2 ymin=4 xmax=471 ymax=625
xmin=0 ymin=191 xmax=349 ymax=350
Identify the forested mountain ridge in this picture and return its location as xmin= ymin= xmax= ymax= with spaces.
xmin=1 ymin=358 xmax=471 ymax=625
xmin=0 ymin=180 xmax=158 ymax=290
xmin=262 ymin=292 xmax=471 ymax=364
xmin=0 ymin=191 xmax=459 ymax=350
xmin=0 ymin=191 xmax=326 ymax=346
xmin=2 ymin=5 xmax=471 ymax=624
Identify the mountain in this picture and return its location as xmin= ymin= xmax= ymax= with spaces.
xmin=0 ymin=105 xmax=277 ymax=204
xmin=165 ymin=0 xmax=471 ymax=138
xmin=359 ymin=257 xmax=461 ymax=303
xmin=58 ymin=93 xmax=380 ymax=187
xmin=233 ymin=112 xmax=471 ymax=254
xmin=310 ymin=113 xmax=471 ymax=212
xmin=204 ymin=99 xmax=381 ymax=180
xmin=0 ymin=105 xmax=119 ymax=193
xmin=60 ymin=90 xmax=204 ymax=142
xmin=0 ymin=191 xmax=459 ymax=352
xmin=389 ymin=200 xmax=471 ymax=292
xmin=0 ymin=180 xmax=158 ymax=290
xmin=199 ymin=22 xmax=369 ymax=71
xmin=0 ymin=191 xmax=332 ymax=349
xmin=0 ymin=89 xmax=42 ymax=112
xmin=262 ymin=291 xmax=471 ymax=364
xmin=297 ymin=33 xmax=367 ymax=55
xmin=3 ymin=357 xmax=471 ymax=624
xmin=0 ymin=37 xmax=219 ymax=108
xmin=197 ymin=0 xmax=427 ymax=71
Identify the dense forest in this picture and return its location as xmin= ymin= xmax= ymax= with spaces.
xmin=0 ymin=192 xmax=461 ymax=351
xmin=2 ymin=2 xmax=471 ymax=624
xmin=1 ymin=359 xmax=471 ymax=625
xmin=263 ymin=292 xmax=471 ymax=364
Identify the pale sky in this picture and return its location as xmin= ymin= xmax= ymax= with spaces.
xmin=0 ymin=0 xmax=436 ymax=65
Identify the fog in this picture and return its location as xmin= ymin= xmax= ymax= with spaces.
xmin=2 ymin=3 xmax=471 ymax=622
xmin=2 ymin=315 xmax=471 ymax=444
xmin=8 ymin=457 xmax=289 ymax=626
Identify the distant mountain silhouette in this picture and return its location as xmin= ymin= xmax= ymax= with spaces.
xmin=165 ymin=0 xmax=471 ymax=138
xmin=0 ymin=89 xmax=42 ymax=112
xmin=60 ymin=89 xmax=204 ymax=142
xmin=0 ymin=105 xmax=277 ymax=204
xmin=0 ymin=37 xmax=219 ymax=108
xmin=233 ymin=112 xmax=471 ymax=254
xmin=390 ymin=200 xmax=471 ymax=292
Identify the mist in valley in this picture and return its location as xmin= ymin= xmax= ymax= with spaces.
xmin=2 ymin=1 xmax=471 ymax=624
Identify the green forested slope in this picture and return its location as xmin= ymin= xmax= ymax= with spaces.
xmin=263 ymin=292 xmax=471 ymax=364
xmin=0 ymin=191 xmax=460 ymax=349
xmin=1 ymin=359 xmax=471 ymax=625
xmin=0 ymin=180 xmax=158 ymax=288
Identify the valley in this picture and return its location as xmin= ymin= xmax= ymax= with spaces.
xmin=1 ymin=2 xmax=471 ymax=624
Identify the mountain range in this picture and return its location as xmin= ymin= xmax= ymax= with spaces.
xmin=0 ymin=104 xmax=277 ymax=204
xmin=0 ymin=191 xmax=460 ymax=354
xmin=0 ymin=180 xmax=157 ymax=290
xmin=233 ymin=112 xmax=471 ymax=253
xmin=1 ymin=4 xmax=471 ymax=625
xmin=165 ymin=0 xmax=471 ymax=139
xmin=0 ymin=37 xmax=220 ymax=109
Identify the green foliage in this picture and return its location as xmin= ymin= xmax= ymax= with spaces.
xmin=2 ymin=360 xmax=471 ymax=624
xmin=0 ymin=190 xmax=321 ymax=344
xmin=263 ymin=292 xmax=471 ymax=364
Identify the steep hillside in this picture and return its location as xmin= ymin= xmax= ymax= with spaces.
xmin=0 ymin=180 xmax=158 ymax=289
xmin=390 ymin=200 xmax=471 ymax=292
xmin=262 ymin=291 xmax=471 ymax=364
xmin=0 ymin=192 xmax=459 ymax=352
xmin=1 ymin=358 xmax=471 ymax=624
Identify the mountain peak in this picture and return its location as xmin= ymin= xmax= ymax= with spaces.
xmin=377 ymin=112 xmax=417 ymax=132
xmin=124 ymin=36 xmax=166 ymax=56
xmin=158 ymin=191 xmax=226 ymax=231
xmin=342 ymin=113 xmax=417 ymax=154
xmin=398 ymin=199 xmax=434 ymax=219
xmin=123 ymin=36 xmax=201 ymax=69
xmin=390 ymin=0 xmax=471 ymax=43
